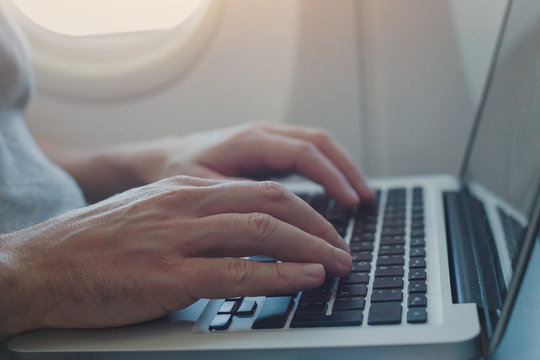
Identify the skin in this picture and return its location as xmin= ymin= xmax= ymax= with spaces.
xmin=0 ymin=123 xmax=373 ymax=340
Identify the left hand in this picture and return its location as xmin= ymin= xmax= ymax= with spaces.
xmin=125 ymin=123 xmax=373 ymax=206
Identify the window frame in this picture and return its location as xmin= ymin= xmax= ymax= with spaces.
xmin=3 ymin=0 xmax=220 ymax=101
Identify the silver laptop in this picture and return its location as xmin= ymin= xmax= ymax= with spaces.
xmin=8 ymin=0 xmax=540 ymax=358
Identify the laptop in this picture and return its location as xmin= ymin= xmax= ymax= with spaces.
xmin=8 ymin=0 xmax=540 ymax=358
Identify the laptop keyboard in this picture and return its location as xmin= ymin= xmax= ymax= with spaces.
xmin=208 ymin=187 xmax=428 ymax=331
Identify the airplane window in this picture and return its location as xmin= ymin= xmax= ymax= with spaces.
xmin=3 ymin=0 xmax=217 ymax=100
xmin=11 ymin=0 xmax=204 ymax=36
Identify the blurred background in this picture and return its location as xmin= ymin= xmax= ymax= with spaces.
xmin=5 ymin=0 xmax=508 ymax=178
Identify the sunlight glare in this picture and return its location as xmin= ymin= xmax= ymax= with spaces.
xmin=11 ymin=0 xmax=204 ymax=36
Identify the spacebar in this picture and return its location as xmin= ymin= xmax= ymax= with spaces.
xmin=290 ymin=311 xmax=363 ymax=328
xmin=252 ymin=296 xmax=294 ymax=329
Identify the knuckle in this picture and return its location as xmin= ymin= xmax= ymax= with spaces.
xmin=315 ymin=213 xmax=333 ymax=238
xmin=154 ymin=187 xmax=191 ymax=205
xmin=307 ymin=233 xmax=328 ymax=257
xmin=247 ymin=213 xmax=278 ymax=239
xmin=260 ymin=181 xmax=289 ymax=203
xmin=273 ymin=264 xmax=291 ymax=289
xmin=295 ymin=140 xmax=318 ymax=156
xmin=311 ymin=128 xmax=332 ymax=144
xmin=237 ymin=124 xmax=264 ymax=139
xmin=170 ymin=175 xmax=199 ymax=186
xmin=227 ymin=259 xmax=255 ymax=285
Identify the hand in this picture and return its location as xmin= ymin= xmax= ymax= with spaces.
xmin=124 ymin=123 xmax=373 ymax=207
xmin=0 ymin=176 xmax=351 ymax=338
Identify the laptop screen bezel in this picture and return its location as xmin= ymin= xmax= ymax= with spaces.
xmin=457 ymin=0 xmax=540 ymax=353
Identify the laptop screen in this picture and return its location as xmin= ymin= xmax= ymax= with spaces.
xmin=461 ymin=0 xmax=540 ymax=350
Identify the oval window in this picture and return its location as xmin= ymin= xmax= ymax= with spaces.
xmin=11 ymin=0 xmax=205 ymax=36
xmin=4 ymin=0 xmax=220 ymax=101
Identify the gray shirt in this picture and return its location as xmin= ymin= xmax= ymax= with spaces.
xmin=0 ymin=9 xmax=86 ymax=358
xmin=0 ymin=10 xmax=86 ymax=235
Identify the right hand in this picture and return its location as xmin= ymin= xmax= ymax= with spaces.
xmin=0 ymin=176 xmax=351 ymax=337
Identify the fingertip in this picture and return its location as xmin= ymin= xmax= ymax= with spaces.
xmin=332 ymin=187 xmax=360 ymax=209
xmin=302 ymin=263 xmax=325 ymax=286
xmin=347 ymin=187 xmax=361 ymax=204
xmin=354 ymin=179 xmax=375 ymax=202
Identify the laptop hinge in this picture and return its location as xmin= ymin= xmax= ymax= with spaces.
xmin=444 ymin=190 xmax=506 ymax=347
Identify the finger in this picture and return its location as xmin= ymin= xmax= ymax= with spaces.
xmin=246 ymin=133 xmax=359 ymax=207
xmin=261 ymin=124 xmax=374 ymax=201
xmin=179 ymin=212 xmax=352 ymax=277
xmin=181 ymin=258 xmax=325 ymax=299
xmin=195 ymin=180 xmax=349 ymax=252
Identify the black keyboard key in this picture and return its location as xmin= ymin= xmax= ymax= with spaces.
xmin=368 ymin=302 xmax=402 ymax=325
xmin=209 ymin=314 xmax=232 ymax=331
xmin=235 ymin=298 xmax=258 ymax=316
xmin=351 ymin=242 xmax=374 ymax=252
xmin=412 ymin=204 xmax=424 ymax=212
xmin=352 ymin=261 xmax=371 ymax=273
xmin=351 ymin=233 xmax=375 ymax=243
xmin=381 ymin=229 xmax=406 ymax=237
xmin=383 ymin=218 xmax=406 ymax=227
xmin=358 ymin=224 xmax=377 ymax=233
xmin=334 ymin=227 xmax=348 ymax=237
xmin=377 ymin=255 xmax=404 ymax=266
xmin=356 ymin=212 xmax=378 ymax=222
xmin=410 ymin=248 xmax=425 ymax=257
xmin=380 ymin=236 xmax=405 ymax=245
xmin=311 ymin=194 xmax=331 ymax=215
xmin=411 ymin=229 xmax=425 ymax=238
xmin=326 ymin=204 xmax=354 ymax=222
xmin=337 ymin=284 xmax=368 ymax=298
xmin=351 ymin=252 xmax=373 ymax=262
xmin=252 ymin=296 xmax=294 ymax=329
xmin=295 ymin=302 xmax=327 ymax=315
xmin=218 ymin=300 xmax=239 ymax=314
xmin=408 ymin=294 xmax=427 ymax=307
xmin=410 ymin=238 xmax=425 ymax=247
xmin=409 ymin=269 xmax=427 ymax=281
xmin=300 ymin=288 xmax=331 ymax=303
xmin=291 ymin=310 xmax=363 ymax=328
xmin=378 ymin=245 xmax=405 ymax=255
xmin=375 ymin=266 xmax=404 ymax=277
xmin=340 ymin=272 xmax=369 ymax=285
xmin=371 ymin=289 xmax=403 ymax=302
xmin=333 ymin=297 xmax=366 ymax=311
xmin=382 ymin=223 xmax=405 ymax=231
xmin=408 ymin=280 xmax=427 ymax=293
xmin=407 ymin=308 xmax=427 ymax=324
xmin=373 ymin=277 xmax=404 ymax=289
xmin=409 ymin=258 xmax=426 ymax=269
xmin=321 ymin=276 xmax=335 ymax=290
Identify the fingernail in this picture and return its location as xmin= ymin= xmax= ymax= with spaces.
xmin=348 ymin=187 xmax=360 ymax=203
xmin=303 ymin=264 xmax=325 ymax=279
xmin=335 ymin=248 xmax=352 ymax=268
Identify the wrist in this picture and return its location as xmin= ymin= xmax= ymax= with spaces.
xmin=0 ymin=234 xmax=41 ymax=340
xmin=112 ymin=141 xmax=168 ymax=186
xmin=72 ymin=145 xmax=146 ymax=202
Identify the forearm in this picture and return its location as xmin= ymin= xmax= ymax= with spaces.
xmin=35 ymin=136 xmax=145 ymax=202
